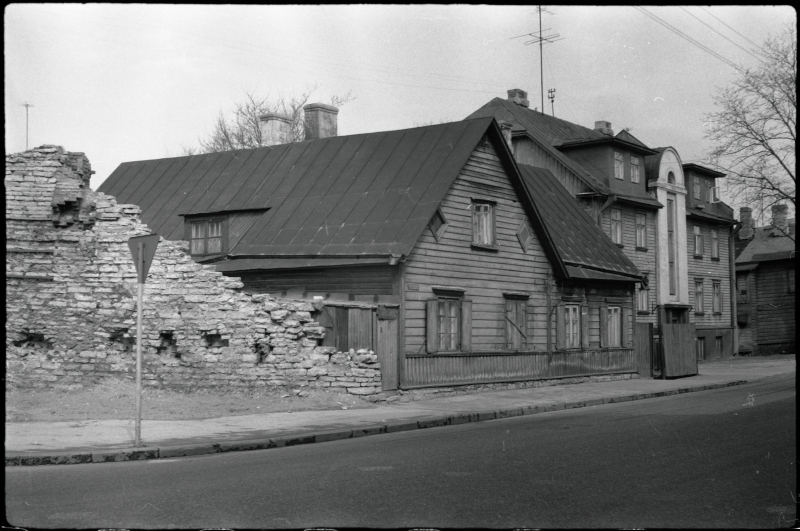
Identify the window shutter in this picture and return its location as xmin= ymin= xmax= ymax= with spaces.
xmin=460 ymin=299 xmax=472 ymax=352
xmin=580 ymin=304 xmax=590 ymax=349
xmin=426 ymin=299 xmax=438 ymax=353
xmin=622 ymin=307 xmax=631 ymax=348
xmin=599 ymin=304 xmax=608 ymax=348
xmin=519 ymin=301 xmax=527 ymax=351
xmin=555 ymin=303 xmax=565 ymax=350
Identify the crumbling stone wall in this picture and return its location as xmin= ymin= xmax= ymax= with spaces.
xmin=6 ymin=146 xmax=381 ymax=395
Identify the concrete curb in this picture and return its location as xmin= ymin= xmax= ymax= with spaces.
xmin=4 ymin=380 xmax=749 ymax=467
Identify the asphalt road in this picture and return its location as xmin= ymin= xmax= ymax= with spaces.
xmin=6 ymin=375 xmax=796 ymax=529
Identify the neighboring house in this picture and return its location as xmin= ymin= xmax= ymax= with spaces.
xmin=682 ymin=164 xmax=738 ymax=361
xmin=467 ymin=89 xmax=738 ymax=373
xmin=100 ymin=110 xmax=643 ymax=391
xmin=735 ymin=204 xmax=796 ymax=356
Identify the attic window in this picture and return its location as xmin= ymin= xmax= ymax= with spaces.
xmin=516 ymin=222 xmax=533 ymax=252
xmin=185 ymin=215 xmax=227 ymax=257
xmin=667 ymin=171 xmax=676 ymax=185
xmin=429 ymin=208 xmax=448 ymax=241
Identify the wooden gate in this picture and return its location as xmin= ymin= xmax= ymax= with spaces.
xmin=634 ymin=322 xmax=653 ymax=377
xmin=661 ymin=323 xmax=697 ymax=378
xmin=376 ymin=306 xmax=398 ymax=391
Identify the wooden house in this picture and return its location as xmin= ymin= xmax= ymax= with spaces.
xmin=468 ymin=89 xmax=737 ymax=376
xmin=735 ymin=205 xmax=796 ymax=356
xmin=100 ymin=115 xmax=643 ymax=391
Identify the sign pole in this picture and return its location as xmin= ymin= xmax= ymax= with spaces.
xmin=135 ymin=241 xmax=144 ymax=447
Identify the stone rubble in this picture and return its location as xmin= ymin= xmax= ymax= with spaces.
xmin=6 ymin=146 xmax=382 ymax=395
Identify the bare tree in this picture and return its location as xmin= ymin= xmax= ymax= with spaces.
xmin=705 ymin=26 xmax=796 ymax=226
xmin=182 ymin=86 xmax=355 ymax=155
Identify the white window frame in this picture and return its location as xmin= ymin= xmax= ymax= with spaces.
xmin=635 ymin=212 xmax=646 ymax=248
xmin=190 ymin=219 xmax=223 ymax=256
xmin=614 ymin=152 xmax=624 ymax=180
xmin=565 ymin=304 xmax=581 ymax=349
xmin=693 ymin=225 xmax=703 ymax=256
xmin=631 ymin=157 xmax=640 ymax=183
xmin=712 ymin=281 xmax=722 ymax=313
xmin=610 ymin=208 xmax=622 ymax=245
xmin=472 ymin=201 xmax=495 ymax=247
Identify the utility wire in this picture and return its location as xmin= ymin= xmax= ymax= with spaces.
xmin=634 ymin=7 xmax=741 ymax=71
xmin=679 ymin=7 xmax=759 ymax=60
xmin=698 ymin=6 xmax=767 ymax=54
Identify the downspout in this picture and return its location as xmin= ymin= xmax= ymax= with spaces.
xmin=729 ymin=221 xmax=742 ymax=357
xmin=546 ymin=268 xmax=552 ymax=352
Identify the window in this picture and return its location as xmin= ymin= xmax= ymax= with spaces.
xmin=695 ymin=279 xmax=705 ymax=314
xmin=696 ymin=337 xmax=705 ymax=361
xmin=505 ymin=295 xmax=528 ymax=351
xmin=712 ymin=281 xmax=722 ymax=313
xmin=426 ymin=292 xmax=472 ymax=353
xmin=614 ymin=152 xmax=624 ymax=180
xmin=472 ymin=201 xmax=495 ymax=247
xmin=638 ymin=287 xmax=649 ymax=314
xmin=610 ymin=208 xmax=622 ymax=245
xmin=737 ymin=273 xmax=749 ymax=303
xmin=635 ymin=212 xmax=647 ymax=248
xmin=711 ymin=229 xmax=719 ymax=259
xmin=565 ymin=304 xmax=581 ymax=348
xmin=716 ymin=336 xmax=724 ymax=356
xmin=429 ymin=208 xmax=448 ymax=241
xmin=667 ymin=171 xmax=675 ymax=185
xmin=189 ymin=219 xmax=223 ymax=256
xmin=789 ymin=269 xmax=796 ymax=294
xmin=693 ymin=177 xmax=702 ymax=200
xmin=667 ymin=195 xmax=677 ymax=295
xmin=606 ymin=306 xmax=622 ymax=348
xmin=516 ymin=222 xmax=533 ymax=253
xmin=693 ymin=225 xmax=704 ymax=256
xmin=631 ymin=157 xmax=640 ymax=183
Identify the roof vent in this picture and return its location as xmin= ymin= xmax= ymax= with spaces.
xmin=507 ymin=89 xmax=529 ymax=108
xmin=594 ymin=121 xmax=614 ymax=136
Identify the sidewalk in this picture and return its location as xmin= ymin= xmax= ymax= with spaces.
xmin=5 ymin=355 xmax=795 ymax=466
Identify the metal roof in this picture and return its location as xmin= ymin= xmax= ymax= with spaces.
xmin=518 ymin=164 xmax=641 ymax=281
xmin=466 ymin=98 xmax=611 ymax=195
xmin=100 ymin=118 xmax=497 ymax=260
xmin=736 ymin=227 xmax=796 ymax=264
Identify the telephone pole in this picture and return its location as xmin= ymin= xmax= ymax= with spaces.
xmin=22 ymin=102 xmax=33 ymax=150
xmin=511 ymin=7 xmax=563 ymax=113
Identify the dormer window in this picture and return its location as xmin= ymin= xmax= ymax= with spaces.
xmin=631 ymin=157 xmax=640 ymax=183
xmin=185 ymin=215 xmax=227 ymax=256
xmin=693 ymin=177 xmax=702 ymax=200
xmin=614 ymin=152 xmax=624 ymax=180
xmin=667 ymin=171 xmax=675 ymax=185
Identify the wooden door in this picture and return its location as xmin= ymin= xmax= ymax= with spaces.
xmin=635 ymin=322 xmax=653 ymax=377
xmin=377 ymin=307 xmax=398 ymax=391
xmin=662 ymin=323 xmax=697 ymax=377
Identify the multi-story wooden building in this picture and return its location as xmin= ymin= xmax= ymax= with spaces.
xmin=735 ymin=205 xmax=796 ymax=356
xmin=468 ymin=89 xmax=738 ymax=371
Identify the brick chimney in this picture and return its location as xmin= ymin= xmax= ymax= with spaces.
xmin=771 ymin=203 xmax=789 ymax=232
xmin=303 ymin=103 xmax=338 ymax=140
xmin=499 ymin=121 xmax=514 ymax=153
xmin=507 ymin=89 xmax=529 ymax=108
xmin=259 ymin=113 xmax=292 ymax=146
xmin=594 ymin=120 xmax=614 ymax=136
xmin=739 ymin=207 xmax=754 ymax=240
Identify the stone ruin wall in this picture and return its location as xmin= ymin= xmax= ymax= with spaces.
xmin=6 ymin=146 xmax=382 ymax=395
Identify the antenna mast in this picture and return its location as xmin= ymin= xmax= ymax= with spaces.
xmin=511 ymin=7 xmax=563 ymax=113
xmin=22 ymin=102 xmax=33 ymax=150
xmin=548 ymin=88 xmax=556 ymax=116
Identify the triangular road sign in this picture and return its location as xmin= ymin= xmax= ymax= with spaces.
xmin=128 ymin=233 xmax=160 ymax=283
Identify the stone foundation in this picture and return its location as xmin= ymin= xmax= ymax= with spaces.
xmin=6 ymin=146 xmax=382 ymax=395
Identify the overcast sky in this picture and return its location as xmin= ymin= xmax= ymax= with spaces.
xmin=5 ymin=4 xmax=796 ymax=202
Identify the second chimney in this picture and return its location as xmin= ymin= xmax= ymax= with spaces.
xmin=739 ymin=207 xmax=754 ymax=240
xmin=771 ymin=203 xmax=789 ymax=232
xmin=594 ymin=120 xmax=614 ymax=136
xmin=303 ymin=103 xmax=339 ymax=140
xmin=260 ymin=113 xmax=292 ymax=146
xmin=507 ymin=89 xmax=529 ymax=108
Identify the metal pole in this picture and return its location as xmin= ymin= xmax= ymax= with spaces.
xmin=539 ymin=6 xmax=544 ymax=113
xmin=135 ymin=242 xmax=144 ymax=447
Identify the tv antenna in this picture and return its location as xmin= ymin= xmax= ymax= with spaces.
xmin=548 ymin=88 xmax=556 ymax=116
xmin=511 ymin=6 xmax=564 ymax=113
xmin=22 ymin=102 xmax=34 ymax=150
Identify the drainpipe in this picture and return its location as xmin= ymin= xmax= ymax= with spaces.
xmin=729 ymin=221 xmax=742 ymax=356
xmin=546 ymin=269 xmax=552 ymax=352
